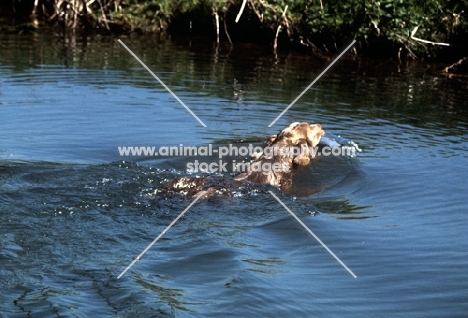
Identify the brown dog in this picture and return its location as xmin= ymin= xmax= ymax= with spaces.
xmin=233 ymin=122 xmax=324 ymax=188
xmin=156 ymin=122 xmax=324 ymax=198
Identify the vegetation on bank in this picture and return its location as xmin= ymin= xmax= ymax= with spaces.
xmin=1 ymin=0 xmax=467 ymax=61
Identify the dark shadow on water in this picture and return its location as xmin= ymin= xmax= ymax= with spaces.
xmin=312 ymin=199 xmax=375 ymax=220
xmin=287 ymin=151 xmax=364 ymax=196
xmin=135 ymin=278 xmax=187 ymax=311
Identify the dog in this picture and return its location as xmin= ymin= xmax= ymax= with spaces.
xmin=156 ymin=122 xmax=325 ymax=198
xmin=233 ymin=122 xmax=324 ymax=188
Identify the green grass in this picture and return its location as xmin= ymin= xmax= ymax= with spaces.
xmin=4 ymin=0 xmax=468 ymax=59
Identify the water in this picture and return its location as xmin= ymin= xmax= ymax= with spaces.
xmin=1 ymin=33 xmax=467 ymax=317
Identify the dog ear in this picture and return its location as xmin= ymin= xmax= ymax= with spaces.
xmin=292 ymin=143 xmax=311 ymax=165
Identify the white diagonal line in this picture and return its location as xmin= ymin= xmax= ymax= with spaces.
xmin=268 ymin=40 xmax=356 ymax=127
xmin=118 ymin=39 xmax=207 ymax=128
xmin=117 ymin=191 xmax=206 ymax=279
xmin=268 ymin=191 xmax=357 ymax=278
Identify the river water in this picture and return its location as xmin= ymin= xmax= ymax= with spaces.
xmin=1 ymin=33 xmax=467 ymax=317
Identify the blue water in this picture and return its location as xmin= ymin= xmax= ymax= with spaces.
xmin=0 ymin=34 xmax=467 ymax=317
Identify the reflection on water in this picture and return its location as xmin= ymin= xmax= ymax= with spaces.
xmin=135 ymin=278 xmax=187 ymax=311
xmin=0 ymin=33 xmax=467 ymax=317
xmin=313 ymin=199 xmax=374 ymax=220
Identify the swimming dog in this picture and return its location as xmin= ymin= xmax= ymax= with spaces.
xmin=156 ymin=122 xmax=325 ymax=198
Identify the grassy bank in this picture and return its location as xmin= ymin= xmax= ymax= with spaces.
xmin=1 ymin=0 xmax=467 ymax=61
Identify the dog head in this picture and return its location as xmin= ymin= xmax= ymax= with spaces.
xmin=235 ymin=122 xmax=325 ymax=187
xmin=265 ymin=122 xmax=325 ymax=148
xmin=264 ymin=122 xmax=324 ymax=165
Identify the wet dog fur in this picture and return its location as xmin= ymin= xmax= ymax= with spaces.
xmin=156 ymin=122 xmax=325 ymax=198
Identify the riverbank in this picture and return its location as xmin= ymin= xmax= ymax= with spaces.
xmin=1 ymin=0 xmax=467 ymax=65
xmin=1 ymin=31 xmax=467 ymax=317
